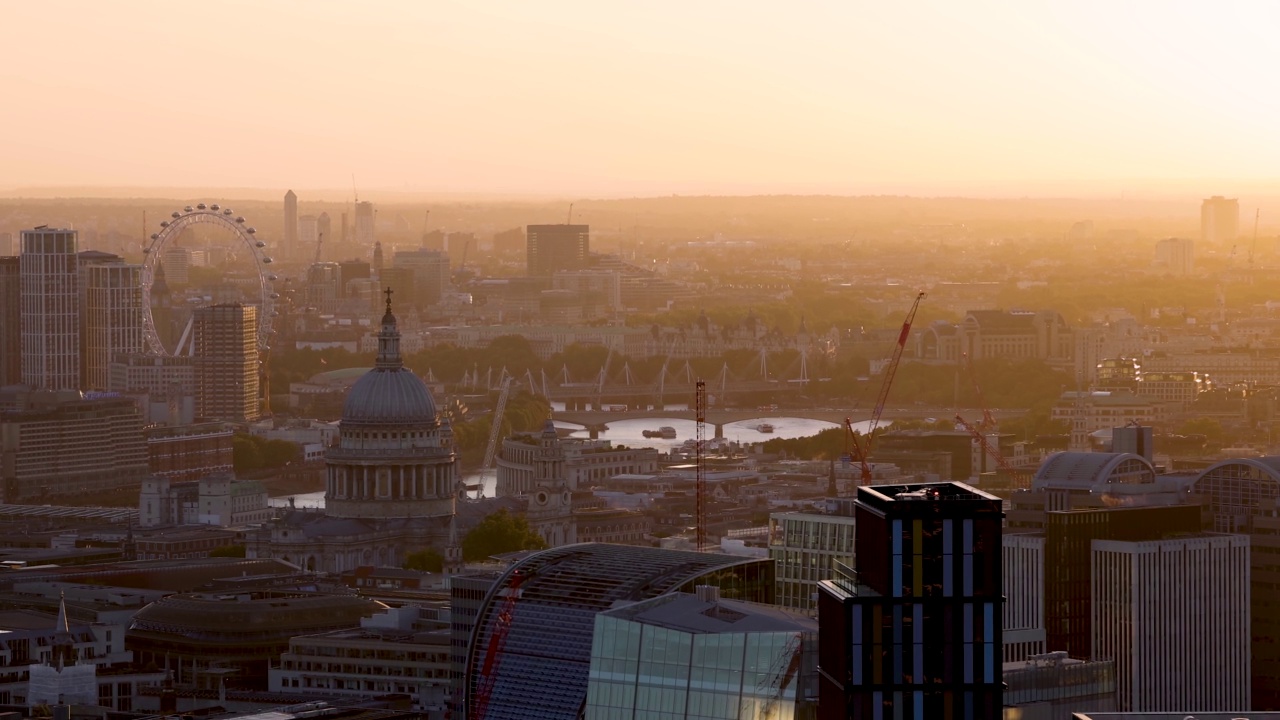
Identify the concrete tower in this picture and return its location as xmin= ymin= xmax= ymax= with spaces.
xmin=20 ymin=227 xmax=80 ymax=390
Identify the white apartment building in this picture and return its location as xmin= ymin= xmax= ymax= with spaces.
xmin=20 ymin=228 xmax=80 ymax=390
xmin=1092 ymin=533 xmax=1250 ymax=712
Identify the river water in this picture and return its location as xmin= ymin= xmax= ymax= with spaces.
xmin=270 ymin=414 xmax=872 ymax=509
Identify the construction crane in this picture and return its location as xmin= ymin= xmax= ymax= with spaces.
xmin=695 ymin=379 xmax=708 ymax=551
xmin=476 ymin=375 xmax=514 ymax=498
xmin=472 ymin=568 xmax=529 ymax=720
xmin=844 ymin=291 xmax=926 ymax=486
xmin=954 ymin=413 xmax=1032 ymax=488
xmin=313 ymin=232 xmax=324 ymax=264
xmin=962 ymin=352 xmax=997 ymax=432
xmin=567 ymin=202 xmax=574 ymax=225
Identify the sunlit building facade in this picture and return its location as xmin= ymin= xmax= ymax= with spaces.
xmin=584 ymin=589 xmax=816 ymax=720
xmin=20 ymin=227 xmax=79 ymax=390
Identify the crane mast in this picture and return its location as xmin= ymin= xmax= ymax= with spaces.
xmin=696 ymin=379 xmax=707 ymax=551
xmin=846 ymin=291 xmax=926 ymax=486
xmin=954 ymin=413 xmax=1031 ymax=488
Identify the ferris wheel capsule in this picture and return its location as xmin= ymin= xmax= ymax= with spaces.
xmin=171 ymin=212 xmax=181 ymax=218
xmin=223 ymin=208 xmax=233 ymax=215
xmin=150 ymin=233 xmax=159 ymax=240
xmin=262 ymin=256 xmax=273 ymax=263
xmin=255 ymin=241 xmax=266 ymax=248
xmin=196 ymin=203 xmax=207 ymax=210
xmin=210 ymin=204 xmax=220 ymax=211
xmin=235 ymin=217 xmax=245 ymax=223
xmin=160 ymin=221 xmax=169 ymax=227
xmin=183 ymin=206 xmax=193 ymax=213
xmin=245 ymin=227 xmax=256 ymax=234
xmin=267 ymin=274 xmax=278 ymax=281
xmin=143 ymin=247 xmax=152 ymax=254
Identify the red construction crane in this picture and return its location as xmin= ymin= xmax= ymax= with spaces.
xmin=844 ymin=292 xmax=926 ymax=486
xmin=954 ymin=414 xmax=1032 ymax=488
xmin=472 ymin=569 xmax=528 ymax=720
xmin=962 ymin=352 xmax=997 ymax=432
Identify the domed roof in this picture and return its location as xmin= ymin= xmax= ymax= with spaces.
xmin=129 ymin=591 xmax=385 ymax=641
xmin=341 ymin=291 xmax=438 ymax=426
xmin=343 ymin=366 xmax=438 ymax=424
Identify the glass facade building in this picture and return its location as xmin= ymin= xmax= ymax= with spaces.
xmin=463 ymin=543 xmax=774 ymax=720
xmin=770 ymin=500 xmax=857 ymax=611
xmin=584 ymin=591 xmax=816 ymax=720
xmin=817 ymin=482 xmax=1004 ymax=720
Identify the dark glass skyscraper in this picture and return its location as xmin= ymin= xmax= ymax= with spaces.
xmin=526 ymin=224 xmax=589 ymax=276
xmin=817 ymin=482 xmax=1003 ymax=720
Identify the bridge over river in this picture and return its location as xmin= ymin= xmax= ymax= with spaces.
xmin=554 ymin=407 xmax=1026 ymax=436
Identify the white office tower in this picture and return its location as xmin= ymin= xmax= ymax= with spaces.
xmin=20 ymin=227 xmax=80 ymax=390
xmin=1092 ymin=533 xmax=1251 ymax=712
xmin=80 ymin=252 xmax=144 ymax=391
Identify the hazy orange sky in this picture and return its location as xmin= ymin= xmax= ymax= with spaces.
xmin=5 ymin=1 xmax=1280 ymax=197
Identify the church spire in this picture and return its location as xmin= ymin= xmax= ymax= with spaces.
xmin=376 ymin=287 xmax=403 ymax=370
xmin=52 ymin=592 xmax=76 ymax=671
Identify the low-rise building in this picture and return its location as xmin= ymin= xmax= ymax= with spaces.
xmin=0 ymin=389 xmax=148 ymax=501
xmin=139 ymin=474 xmax=270 ymax=528
xmin=145 ymin=422 xmax=234 ymax=482
xmin=269 ymin=606 xmax=452 ymax=715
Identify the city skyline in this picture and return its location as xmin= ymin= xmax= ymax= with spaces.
xmin=7 ymin=2 xmax=1280 ymax=197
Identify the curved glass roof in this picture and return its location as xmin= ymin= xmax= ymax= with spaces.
xmin=463 ymin=543 xmax=772 ymax=720
xmin=1032 ymin=451 xmax=1156 ymax=490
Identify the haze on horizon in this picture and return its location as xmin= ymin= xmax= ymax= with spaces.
xmin=5 ymin=1 xmax=1280 ymax=198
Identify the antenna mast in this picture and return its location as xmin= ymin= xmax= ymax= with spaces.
xmin=567 ymin=203 xmax=574 ymax=225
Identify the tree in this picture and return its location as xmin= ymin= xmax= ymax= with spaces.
xmin=403 ymin=549 xmax=444 ymax=573
xmin=462 ymin=509 xmax=547 ymax=562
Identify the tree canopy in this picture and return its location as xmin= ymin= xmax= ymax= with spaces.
xmin=462 ymin=509 xmax=547 ymax=562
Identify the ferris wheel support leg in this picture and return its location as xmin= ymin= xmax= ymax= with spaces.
xmin=176 ymin=316 xmax=195 ymax=357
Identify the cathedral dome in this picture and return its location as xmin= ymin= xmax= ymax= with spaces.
xmin=340 ymin=292 xmax=437 ymax=426
xmin=342 ymin=366 xmax=437 ymax=425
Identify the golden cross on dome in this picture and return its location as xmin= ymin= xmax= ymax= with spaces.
xmin=384 ymin=286 xmax=394 ymax=311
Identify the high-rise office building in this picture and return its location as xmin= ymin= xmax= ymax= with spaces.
xmin=79 ymin=251 xmax=144 ymax=391
xmin=161 ymin=243 xmax=191 ymax=285
xmin=0 ymin=257 xmax=19 ymax=387
xmin=1202 ymin=195 xmax=1239 ymax=245
xmin=1154 ymin=237 xmax=1194 ymax=276
xmin=355 ymin=201 xmax=375 ymax=246
xmin=193 ymin=303 xmax=259 ymax=422
xmin=527 ymin=224 xmax=589 ymax=276
xmin=392 ymin=249 xmax=450 ymax=309
xmin=818 ymin=482 xmax=1004 ymax=720
xmin=299 ymin=214 xmax=318 ymax=262
xmin=284 ymin=189 xmax=298 ymax=255
xmin=20 ymin=227 xmax=80 ymax=391
xmin=1093 ymin=532 xmax=1250 ymax=712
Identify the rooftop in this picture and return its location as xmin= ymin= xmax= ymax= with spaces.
xmin=603 ymin=591 xmax=816 ymax=635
